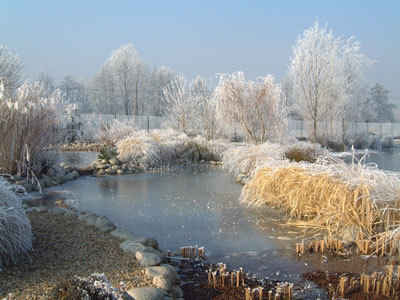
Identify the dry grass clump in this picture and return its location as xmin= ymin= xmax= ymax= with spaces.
xmin=181 ymin=136 xmax=228 ymax=162
xmin=116 ymin=135 xmax=161 ymax=169
xmin=116 ymin=129 xmax=229 ymax=169
xmin=0 ymin=82 xmax=61 ymax=174
xmin=284 ymin=141 xmax=327 ymax=163
xmin=0 ymin=177 xmax=32 ymax=270
xmin=222 ymin=142 xmax=285 ymax=175
xmin=241 ymin=155 xmax=400 ymax=241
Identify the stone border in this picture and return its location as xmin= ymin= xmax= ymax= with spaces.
xmin=27 ymin=200 xmax=184 ymax=300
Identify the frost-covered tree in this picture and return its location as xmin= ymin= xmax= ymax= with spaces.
xmin=214 ymin=72 xmax=287 ymax=143
xmin=107 ymin=44 xmax=144 ymax=115
xmin=60 ymin=76 xmax=91 ymax=113
xmin=147 ymin=66 xmax=176 ymax=116
xmin=162 ymin=75 xmax=194 ymax=133
xmin=0 ymin=46 xmax=24 ymax=96
xmin=337 ymin=38 xmax=372 ymax=141
xmin=190 ymin=76 xmax=218 ymax=140
xmin=289 ymin=20 xmax=373 ymax=143
xmin=89 ymin=66 xmax=120 ymax=114
xmin=369 ymin=83 xmax=396 ymax=122
xmin=289 ymin=20 xmax=341 ymax=142
xmin=37 ymin=71 xmax=56 ymax=97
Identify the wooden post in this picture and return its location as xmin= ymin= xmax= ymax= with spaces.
xmin=259 ymin=287 xmax=264 ymax=300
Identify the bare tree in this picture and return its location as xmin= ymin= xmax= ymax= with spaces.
xmin=190 ymin=76 xmax=218 ymax=140
xmin=214 ymin=72 xmax=287 ymax=143
xmin=162 ymin=75 xmax=194 ymax=133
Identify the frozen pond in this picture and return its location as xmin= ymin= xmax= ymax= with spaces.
xmin=45 ymin=165 xmax=388 ymax=294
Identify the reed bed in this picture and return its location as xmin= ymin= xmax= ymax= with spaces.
xmin=241 ymin=155 xmax=400 ymax=242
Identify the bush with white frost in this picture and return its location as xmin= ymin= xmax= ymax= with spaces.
xmin=96 ymin=119 xmax=137 ymax=146
xmin=116 ymin=129 xmax=229 ymax=169
xmin=0 ymin=177 xmax=32 ymax=269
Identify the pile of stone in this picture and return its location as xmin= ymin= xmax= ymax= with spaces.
xmin=10 ymin=169 xmax=80 ymax=193
xmin=90 ymin=157 xmax=138 ymax=176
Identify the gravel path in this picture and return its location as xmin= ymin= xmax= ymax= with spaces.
xmin=0 ymin=211 xmax=152 ymax=299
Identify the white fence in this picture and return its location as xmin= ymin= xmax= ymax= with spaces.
xmin=77 ymin=114 xmax=400 ymax=139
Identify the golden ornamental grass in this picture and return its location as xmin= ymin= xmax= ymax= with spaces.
xmin=241 ymin=163 xmax=400 ymax=240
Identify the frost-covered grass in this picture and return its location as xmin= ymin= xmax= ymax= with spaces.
xmin=240 ymin=153 xmax=400 ymax=242
xmin=0 ymin=177 xmax=32 ymax=270
xmin=0 ymin=82 xmax=61 ymax=175
xmin=222 ymin=142 xmax=286 ymax=175
xmin=116 ymin=129 xmax=229 ymax=169
xmin=222 ymin=140 xmax=325 ymax=175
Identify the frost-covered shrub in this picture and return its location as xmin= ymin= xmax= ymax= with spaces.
xmin=222 ymin=142 xmax=286 ymax=175
xmin=96 ymin=119 xmax=137 ymax=146
xmin=284 ymin=141 xmax=327 ymax=163
xmin=181 ymin=136 xmax=228 ymax=162
xmin=0 ymin=82 xmax=62 ymax=174
xmin=0 ymin=177 xmax=32 ymax=269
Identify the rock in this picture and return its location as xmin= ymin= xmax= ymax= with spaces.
xmin=96 ymin=169 xmax=105 ymax=175
xmin=42 ymin=176 xmax=53 ymax=187
xmin=77 ymin=213 xmax=89 ymax=221
xmin=84 ymin=214 xmax=98 ymax=226
xmin=169 ymin=286 xmax=183 ymax=298
xmin=54 ymin=175 xmax=66 ymax=184
xmin=22 ymin=203 xmax=30 ymax=209
xmin=110 ymin=229 xmax=137 ymax=241
xmin=25 ymin=207 xmax=40 ymax=213
xmin=105 ymin=168 xmax=117 ymax=174
xmin=48 ymin=206 xmax=67 ymax=215
xmin=32 ymin=184 xmax=40 ymax=192
xmin=109 ymin=158 xmax=120 ymax=165
xmin=119 ymin=240 xmax=147 ymax=255
xmin=127 ymin=287 xmax=166 ymax=300
xmin=95 ymin=215 xmax=116 ymax=232
xmin=22 ymin=182 xmax=32 ymax=193
xmin=135 ymin=251 xmax=161 ymax=267
xmin=64 ymin=210 xmax=79 ymax=217
xmin=117 ymin=169 xmax=125 ymax=175
xmin=60 ymin=162 xmax=66 ymax=168
xmin=101 ymin=159 xmax=109 ymax=164
xmin=119 ymin=240 xmax=163 ymax=260
xmin=112 ymin=165 xmax=121 ymax=170
xmin=65 ymin=173 xmax=74 ymax=181
xmin=71 ymin=170 xmax=80 ymax=179
xmin=97 ymin=164 xmax=107 ymax=169
xmin=152 ymin=275 xmax=173 ymax=291
xmin=145 ymin=238 xmax=158 ymax=250
xmin=78 ymin=167 xmax=93 ymax=175
xmin=145 ymin=265 xmax=180 ymax=284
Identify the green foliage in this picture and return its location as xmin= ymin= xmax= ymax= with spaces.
xmin=98 ymin=146 xmax=118 ymax=160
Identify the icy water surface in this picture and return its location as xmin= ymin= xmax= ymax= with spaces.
xmin=46 ymin=165 xmax=388 ymax=296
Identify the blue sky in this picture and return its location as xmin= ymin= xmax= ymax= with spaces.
xmin=1 ymin=0 xmax=399 ymax=101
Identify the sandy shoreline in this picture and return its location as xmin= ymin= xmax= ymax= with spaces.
xmin=0 ymin=211 xmax=153 ymax=299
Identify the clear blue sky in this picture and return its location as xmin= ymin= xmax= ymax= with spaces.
xmin=1 ymin=0 xmax=399 ymax=101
